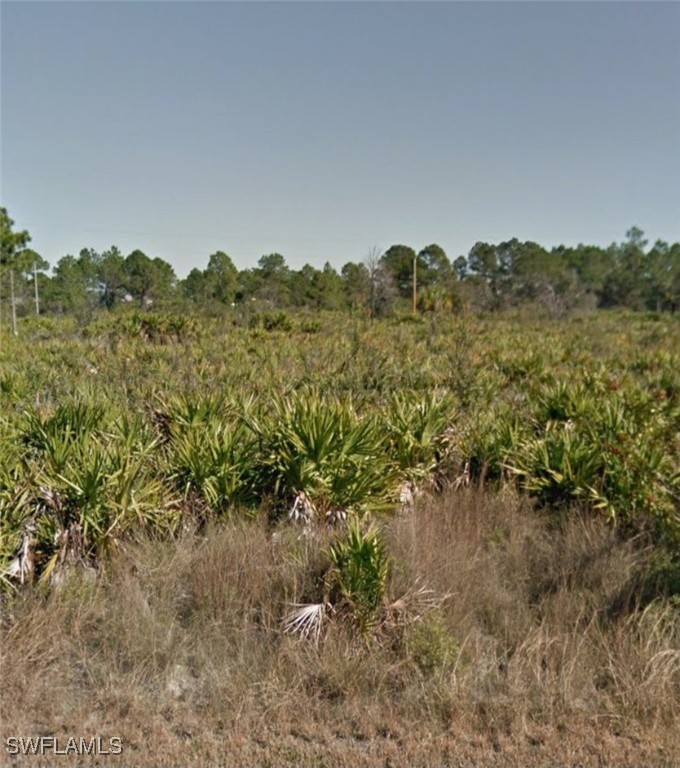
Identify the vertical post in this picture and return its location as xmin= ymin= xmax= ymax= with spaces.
xmin=34 ymin=262 xmax=40 ymax=315
xmin=412 ymin=253 xmax=417 ymax=314
xmin=10 ymin=269 xmax=18 ymax=336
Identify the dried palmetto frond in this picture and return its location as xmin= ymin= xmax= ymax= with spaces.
xmin=282 ymin=602 xmax=328 ymax=645
xmin=325 ymin=507 xmax=348 ymax=527
xmin=386 ymin=580 xmax=451 ymax=626
xmin=3 ymin=522 xmax=37 ymax=586
xmin=398 ymin=481 xmax=415 ymax=511
xmin=451 ymin=460 xmax=471 ymax=490
xmin=38 ymin=485 xmax=65 ymax=514
xmin=288 ymin=490 xmax=316 ymax=524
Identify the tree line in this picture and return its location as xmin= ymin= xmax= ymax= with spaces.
xmin=2 ymin=207 xmax=679 ymax=323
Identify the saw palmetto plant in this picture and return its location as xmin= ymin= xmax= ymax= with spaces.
xmin=383 ymin=390 xmax=456 ymax=484
xmin=503 ymin=379 xmax=679 ymax=544
xmin=1 ymin=402 xmax=172 ymax=586
xmin=282 ymin=518 xmax=391 ymax=641
xmin=327 ymin=518 xmax=391 ymax=635
xmin=283 ymin=518 xmax=448 ymax=643
xmin=251 ymin=390 xmax=400 ymax=519
xmin=21 ymin=401 xmax=108 ymax=473
xmin=168 ymin=418 xmax=259 ymax=514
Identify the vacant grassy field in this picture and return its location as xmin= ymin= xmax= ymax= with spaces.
xmin=1 ymin=308 xmax=679 ymax=766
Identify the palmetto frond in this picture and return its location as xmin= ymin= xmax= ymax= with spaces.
xmin=282 ymin=602 xmax=328 ymax=645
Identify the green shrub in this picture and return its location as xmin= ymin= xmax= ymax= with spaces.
xmin=384 ymin=390 xmax=456 ymax=483
xmin=167 ymin=419 xmax=259 ymax=514
xmin=248 ymin=311 xmax=293 ymax=332
xmin=250 ymin=390 xmax=400 ymax=518
xmin=404 ymin=610 xmax=459 ymax=675
xmin=328 ymin=519 xmax=391 ymax=635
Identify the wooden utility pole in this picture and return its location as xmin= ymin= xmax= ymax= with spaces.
xmin=34 ymin=262 xmax=40 ymax=315
xmin=9 ymin=269 xmax=17 ymax=336
xmin=412 ymin=253 xmax=417 ymax=314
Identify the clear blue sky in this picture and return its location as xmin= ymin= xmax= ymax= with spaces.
xmin=2 ymin=1 xmax=679 ymax=278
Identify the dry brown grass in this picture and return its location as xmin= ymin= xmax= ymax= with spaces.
xmin=2 ymin=489 xmax=679 ymax=767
